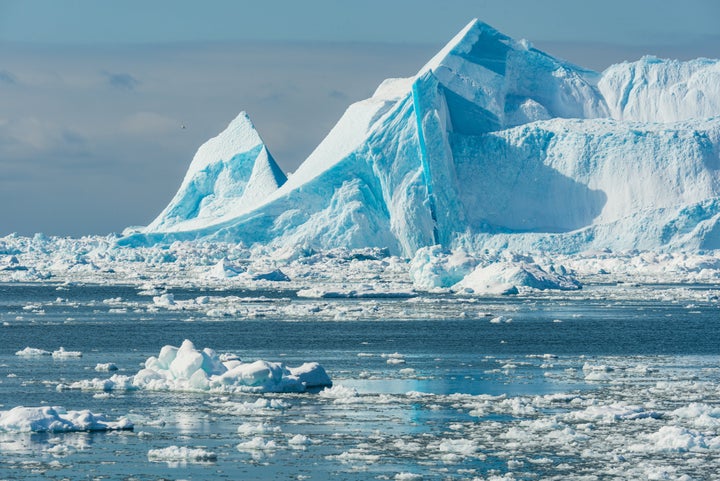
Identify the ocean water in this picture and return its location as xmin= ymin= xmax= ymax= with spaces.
xmin=1 ymin=282 xmax=719 ymax=480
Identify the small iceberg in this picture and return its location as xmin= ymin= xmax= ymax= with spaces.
xmin=0 ymin=406 xmax=132 ymax=433
xmin=69 ymin=340 xmax=331 ymax=394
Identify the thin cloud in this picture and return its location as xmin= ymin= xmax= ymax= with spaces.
xmin=0 ymin=70 xmax=17 ymax=85
xmin=328 ymin=89 xmax=348 ymax=101
xmin=102 ymin=71 xmax=141 ymax=91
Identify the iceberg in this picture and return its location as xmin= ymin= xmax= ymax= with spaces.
xmin=120 ymin=20 xmax=720 ymax=257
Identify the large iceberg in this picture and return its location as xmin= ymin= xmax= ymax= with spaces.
xmin=122 ymin=19 xmax=720 ymax=256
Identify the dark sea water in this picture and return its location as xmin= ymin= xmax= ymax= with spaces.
xmin=1 ymin=283 xmax=719 ymax=480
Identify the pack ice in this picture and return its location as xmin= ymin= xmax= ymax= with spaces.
xmin=123 ymin=19 xmax=720 ymax=256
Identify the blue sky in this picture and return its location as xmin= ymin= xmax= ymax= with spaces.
xmin=1 ymin=0 xmax=719 ymax=236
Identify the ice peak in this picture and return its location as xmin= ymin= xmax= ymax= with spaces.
xmin=143 ymin=111 xmax=286 ymax=233
xmin=419 ymin=19 xmax=516 ymax=76
xmin=222 ymin=111 xmax=263 ymax=149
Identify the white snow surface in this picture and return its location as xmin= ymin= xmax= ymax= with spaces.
xmin=119 ymin=19 xmax=720 ymax=257
xmin=0 ymin=406 xmax=132 ymax=433
xmin=69 ymin=340 xmax=331 ymax=394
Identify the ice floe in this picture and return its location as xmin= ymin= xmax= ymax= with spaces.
xmin=51 ymin=347 xmax=82 ymax=359
xmin=67 ymin=339 xmax=331 ymax=394
xmin=15 ymin=347 xmax=51 ymax=357
xmin=147 ymin=445 xmax=217 ymax=463
xmin=0 ymin=406 xmax=132 ymax=433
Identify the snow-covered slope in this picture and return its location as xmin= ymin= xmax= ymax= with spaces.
xmin=124 ymin=19 xmax=720 ymax=256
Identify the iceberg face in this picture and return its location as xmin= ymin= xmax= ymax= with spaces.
xmin=599 ymin=57 xmax=720 ymax=123
xmin=125 ymin=19 xmax=720 ymax=256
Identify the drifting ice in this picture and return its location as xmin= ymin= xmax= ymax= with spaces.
xmin=0 ymin=406 xmax=132 ymax=433
xmin=122 ymin=19 xmax=720 ymax=258
xmin=70 ymin=340 xmax=331 ymax=394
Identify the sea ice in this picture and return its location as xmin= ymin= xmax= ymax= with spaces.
xmin=15 ymin=347 xmax=51 ymax=357
xmin=51 ymin=347 xmax=82 ymax=358
xmin=147 ymin=445 xmax=217 ymax=462
xmin=0 ymin=406 xmax=132 ymax=433
xmin=70 ymin=340 xmax=331 ymax=394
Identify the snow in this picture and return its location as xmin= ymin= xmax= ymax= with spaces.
xmin=0 ymin=406 xmax=132 ymax=433
xmin=69 ymin=339 xmax=331 ymax=394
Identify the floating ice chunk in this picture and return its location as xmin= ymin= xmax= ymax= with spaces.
xmin=566 ymin=403 xmax=662 ymax=424
xmin=671 ymin=403 xmax=720 ymax=428
xmin=208 ymin=259 xmax=245 ymax=279
xmin=410 ymin=246 xmax=478 ymax=288
xmin=382 ymin=352 xmax=405 ymax=359
xmin=288 ymin=362 xmax=332 ymax=389
xmin=288 ymin=434 xmax=311 ymax=447
xmin=454 ymin=261 xmax=581 ymax=295
xmin=237 ymin=422 xmax=281 ymax=435
xmin=65 ymin=374 xmax=136 ymax=392
xmin=52 ymin=347 xmax=82 ymax=359
xmin=437 ymin=438 xmax=478 ymax=455
xmin=15 ymin=347 xmax=51 ymax=357
xmin=335 ymin=449 xmax=381 ymax=463
xmin=0 ymin=406 xmax=132 ymax=432
xmin=631 ymin=426 xmax=720 ymax=452
xmin=237 ymin=437 xmax=278 ymax=451
xmin=94 ymin=363 xmax=118 ymax=372
xmin=147 ymin=446 xmax=217 ymax=462
xmin=249 ymin=268 xmax=290 ymax=282
xmin=297 ymin=286 xmax=414 ymax=299
xmin=319 ymin=384 xmax=359 ymax=404
xmin=74 ymin=340 xmax=331 ymax=394
xmin=395 ymin=473 xmax=423 ymax=481
xmin=152 ymin=293 xmax=175 ymax=306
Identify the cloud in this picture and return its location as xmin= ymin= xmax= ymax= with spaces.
xmin=328 ymin=89 xmax=348 ymax=101
xmin=0 ymin=70 xmax=17 ymax=85
xmin=102 ymin=71 xmax=141 ymax=91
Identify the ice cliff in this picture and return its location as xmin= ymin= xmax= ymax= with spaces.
xmin=125 ymin=19 xmax=720 ymax=256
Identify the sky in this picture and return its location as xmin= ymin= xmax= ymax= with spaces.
xmin=1 ymin=0 xmax=719 ymax=236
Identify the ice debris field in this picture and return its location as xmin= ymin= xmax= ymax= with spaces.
xmin=2 ymin=17 xmax=720 ymax=481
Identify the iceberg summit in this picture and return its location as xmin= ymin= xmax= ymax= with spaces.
xmin=122 ymin=19 xmax=720 ymax=256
